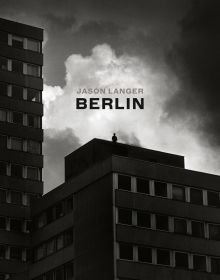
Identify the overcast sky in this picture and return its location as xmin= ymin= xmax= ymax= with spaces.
xmin=0 ymin=0 xmax=220 ymax=192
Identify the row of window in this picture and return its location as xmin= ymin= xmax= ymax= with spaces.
xmin=0 ymin=161 xmax=41 ymax=181
xmin=0 ymin=108 xmax=41 ymax=128
xmin=0 ymin=30 xmax=41 ymax=52
xmin=117 ymin=207 xmax=220 ymax=241
xmin=0 ymin=56 xmax=41 ymax=77
xmin=0 ymin=82 xmax=41 ymax=103
xmin=34 ymin=196 xmax=74 ymax=229
xmin=117 ymin=174 xmax=220 ymax=208
xmin=0 ymin=216 xmax=30 ymax=233
xmin=118 ymin=243 xmax=220 ymax=274
xmin=0 ymin=244 xmax=30 ymax=262
xmin=33 ymin=261 xmax=74 ymax=280
xmin=0 ymin=134 xmax=41 ymax=154
xmin=0 ymin=188 xmax=39 ymax=206
xmin=34 ymin=228 xmax=73 ymax=261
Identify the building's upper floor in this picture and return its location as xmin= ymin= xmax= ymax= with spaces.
xmin=0 ymin=18 xmax=43 ymax=53
xmin=65 ymin=138 xmax=185 ymax=181
xmin=0 ymin=18 xmax=43 ymax=41
xmin=0 ymin=18 xmax=43 ymax=92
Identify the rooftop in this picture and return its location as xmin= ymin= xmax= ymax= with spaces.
xmin=65 ymin=138 xmax=185 ymax=180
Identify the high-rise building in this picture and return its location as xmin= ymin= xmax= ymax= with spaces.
xmin=1 ymin=18 xmax=220 ymax=280
xmin=0 ymin=18 xmax=43 ymax=279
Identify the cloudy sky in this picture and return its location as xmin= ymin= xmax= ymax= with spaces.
xmin=1 ymin=0 xmax=219 ymax=192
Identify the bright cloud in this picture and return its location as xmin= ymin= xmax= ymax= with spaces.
xmin=42 ymin=43 xmax=220 ymax=190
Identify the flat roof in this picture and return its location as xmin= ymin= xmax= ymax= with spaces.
xmin=0 ymin=17 xmax=43 ymax=41
xmin=65 ymin=138 xmax=185 ymax=180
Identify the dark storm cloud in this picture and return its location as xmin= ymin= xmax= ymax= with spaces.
xmin=43 ymin=128 xmax=81 ymax=193
xmin=165 ymin=0 xmax=220 ymax=146
xmin=0 ymin=0 xmax=191 ymax=85
xmin=43 ymin=14 xmax=76 ymax=29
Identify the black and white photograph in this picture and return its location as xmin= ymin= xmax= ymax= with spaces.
xmin=0 ymin=0 xmax=220 ymax=279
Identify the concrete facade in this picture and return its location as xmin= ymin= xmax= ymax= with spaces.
xmin=28 ymin=139 xmax=220 ymax=280
xmin=0 ymin=18 xmax=43 ymax=279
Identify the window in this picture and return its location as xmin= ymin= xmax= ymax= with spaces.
xmin=45 ymin=271 xmax=53 ymax=280
xmin=66 ymin=196 xmax=73 ymax=213
xmin=157 ymin=249 xmax=170 ymax=265
xmin=209 ymin=224 xmax=220 ymax=241
xmin=47 ymin=207 xmax=54 ymax=224
xmin=55 ymin=267 xmax=64 ymax=280
xmin=0 ymin=135 xmax=7 ymax=149
xmin=26 ymin=221 xmax=32 ymax=232
xmin=118 ymin=175 xmax=131 ymax=191
xmin=154 ymin=181 xmax=167 ymax=197
xmin=11 ymin=137 xmax=23 ymax=151
xmin=0 ymin=82 xmax=8 ymax=96
xmin=46 ymin=239 xmax=56 ymax=256
xmin=10 ymin=219 xmax=22 ymax=232
xmin=119 ymin=243 xmax=133 ymax=260
xmin=155 ymin=214 xmax=169 ymax=231
xmin=211 ymin=257 xmax=220 ymax=274
xmin=0 ymin=110 xmax=6 ymax=121
xmin=57 ymin=234 xmax=64 ymax=250
xmin=27 ymin=39 xmax=40 ymax=52
xmin=0 ymin=189 xmax=6 ymax=203
xmin=65 ymin=262 xmax=74 ymax=280
xmin=10 ymin=247 xmax=22 ymax=260
xmin=11 ymin=191 xmax=22 ymax=205
xmin=27 ymin=114 xmax=40 ymax=128
xmin=12 ymin=36 xmax=23 ymax=49
xmin=138 ymin=246 xmax=152 ymax=263
xmin=11 ymin=85 xmax=23 ymax=100
xmin=27 ymin=88 xmax=41 ymax=102
xmin=12 ymin=112 xmax=23 ymax=125
xmin=64 ymin=229 xmax=73 ymax=246
xmin=118 ymin=208 xmax=132 ymax=225
xmin=55 ymin=203 xmax=64 ymax=219
xmin=175 ymin=252 xmax=188 ymax=269
xmin=27 ymin=140 xmax=41 ymax=154
xmin=136 ymin=178 xmax=150 ymax=194
xmin=38 ymin=213 xmax=46 ymax=228
xmin=36 ymin=244 xmax=45 ymax=260
xmin=27 ymin=64 xmax=40 ymax=77
xmin=0 ymin=162 xmax=7 ymax=176
xmin=137 ymin=211 xmax=151 ymax=228
xmin=172 ymin=185 xmax=186 ymax=201
xmin=0 ymin=217 xmax=6 ymax=229
xmin=0 ymin=31 xmax=8 ymax=45
xmin=190 ymin=188 xmax=203 ymax=205
xmin=12 ymin=60 xmax=23 ymax=73
xmin=191 ymin=221 xmax=205 ymax=238
xmin=27 ymin=166 xmax=39 ymax=180
xmin=11 ymin=164 xmax=23 ymax=178
xmin=207 ymin=191 xmax=220 ymax=207
xmin=0 ymin=57 xmax=8 ymax=70
xmin=174 ymin=218 xmax=187 ymax=235
xmin=0 ymin=245 xmax=5 ymax=259
xmin=193 ymin=254 xmax=206 ymax=272
xmin=25 ymin=248 xmax=32 ymax=262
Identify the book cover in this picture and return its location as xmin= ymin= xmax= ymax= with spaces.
xmin=0 ymin=1 xmax=220 ymax=279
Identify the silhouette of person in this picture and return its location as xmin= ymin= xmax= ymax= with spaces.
xmin=112 ymin=133 xmax=117 ymax=143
